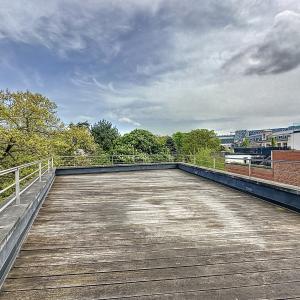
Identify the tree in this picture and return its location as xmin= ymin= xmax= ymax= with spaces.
xmin=165 ymin=136 xmax=177 ymax=155
xmin=0 ymin=90 xmax=60 ymax=134
xmin=182 ymin=129 xmax=220 ymax=154
xmin=241 ymin=138 xmax=250 ymax=147
xmin=0 ymin=90 xmax=62 ymax=168
xmin=72 ymin=121 xmax=90 ymax=130
xmin=114 ymin=129 xmax=165 ymax=155
xmin=0 ymin=90 xmax=98 ymax=169
xmin=172 ymin=132 xmax=187 ymax=154
xmin=271 ymin=137 xmax=276 ymax=147
xmin=91 ymin=119 xmax=119 ymax=152
xmin=52 ymin=125 xmax=97 ymax=156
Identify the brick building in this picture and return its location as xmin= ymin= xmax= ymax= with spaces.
xmin=225 ymin=150 xmax=300 ymax=187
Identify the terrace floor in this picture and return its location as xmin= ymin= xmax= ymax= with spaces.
xmin=0 ymin=169 xmax=300 ymax=299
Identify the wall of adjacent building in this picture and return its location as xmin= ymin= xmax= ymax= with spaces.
xmin=225 ymin=150 xmax=300 ymax=187
xmin=288 ymin=132 xmax=300 ymax=150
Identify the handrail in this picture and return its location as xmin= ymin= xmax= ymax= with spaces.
xmin=54 ymin=154 xmax=299 ymax=188
xmin=0 ymin=159 xmax=50 ymax=176
xmin=0 ymin=158 xmax=53 ymax=213
xmin=1 ymin=154 xmax=298 ymax=213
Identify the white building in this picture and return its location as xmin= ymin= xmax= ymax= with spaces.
xmin=288 ymin=130 xmax=300 ymax=150
xmin=225 ymin=154 xmax=252 ymax=164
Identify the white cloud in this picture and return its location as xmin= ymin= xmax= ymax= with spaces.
xmin=118 ymin=117 xmax=141 ymax=127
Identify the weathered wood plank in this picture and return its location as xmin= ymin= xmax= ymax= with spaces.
xmin=1 ymin=170 xmax=299 ymax=299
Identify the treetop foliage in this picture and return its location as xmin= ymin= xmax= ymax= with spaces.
xmin=91 ymin=119 xmax=119 ymax=152
xmin=1 ymin=90 xmax=222 ymax=169
xmin=114 ymin=129 xmax=165 ymax=155
xmin=0 ymin=90 xmax=61 ymax=133
xmin=0 ymin=90 xmax=96 ymax=168
xmin=182 ymin=129 xmax=220 ymax=154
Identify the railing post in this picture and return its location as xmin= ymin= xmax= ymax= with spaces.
xmin=39 ymin=162 xmax=42 ymax=182
xmin=15 ymin=168 xmax=20 ymax=205
xmin=213 ymin=158 xmax=216 ymax=169
xmin=51 ymin=157 xmax=54 ymax=168
xmin=193 ymin=155 xmax=196 ymax=165
xmin=48 ymin=159 xmax=50 ymax=173
xmin=111 ymin=155 xmax=114 ymax=165
xmin=248 ymin=159 xmax=251 ymax=178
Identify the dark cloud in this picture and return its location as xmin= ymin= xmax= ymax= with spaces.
xmin=1 ymin=1 xmax=300 ymax=133
xmin=223 ymin=10 xmax=300 ymax=75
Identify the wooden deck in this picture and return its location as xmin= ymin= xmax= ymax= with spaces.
xmin=1 ymin=169 xmax=300 ymax=299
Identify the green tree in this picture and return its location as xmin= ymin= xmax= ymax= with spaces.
xmin=0 ymin=90 xmax=62 ymax=168
xmin=114 ymin=129 xmax=164 ymax=155
xmin=91 ymin=119 xmax=119 ymax=152
xmin=72 ymin=121 xmax=91 ymax=130
xmin=0 ymin=90 xmax=98 ymax=169
xmin=270 ymin=137 xmax=276 ymax=147
xmin=52 ymin=125 xmax=97 ymax=156
xmin=165 ymin=136 xmax=177 ymax=155
xmin=241 ymin=138 xmax=250 ymax=147
xmin=182 ymin=129 xmax=220 ymax=154
xmin=172 ymin=132 xmax=187 ymax=154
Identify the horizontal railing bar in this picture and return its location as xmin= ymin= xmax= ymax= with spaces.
xmin=0 ymin=182 xmax=16 ymax=195
xmin=55 ymin=155 xmax=300 ymax=163
xmin=0 ymin=158 xmax=50 ymax=176
xmin=19 ymin=169 xmax=40 ymax=183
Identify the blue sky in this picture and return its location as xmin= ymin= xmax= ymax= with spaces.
xmin=1 ymin=0 xmax=300 ymax=134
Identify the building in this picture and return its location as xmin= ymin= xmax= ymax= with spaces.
xmin=218 ymin=134 xmax=235 ymax=150
xmin=218 ymin=124 xmax=300 ymax=150
xmin=288 ymin=130 xmax=300 ymax=150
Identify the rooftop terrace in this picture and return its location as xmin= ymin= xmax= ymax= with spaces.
xmin=0 ymin=168 xmax=299 ymax=299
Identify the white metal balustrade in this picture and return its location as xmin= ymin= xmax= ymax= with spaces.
xmin=0 ymin=158 xmax=53 ymax=213
xmin=1 ymin=155 xmax=299 ymax=213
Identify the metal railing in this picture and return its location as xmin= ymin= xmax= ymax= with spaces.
xmin=217 ymin=156 xmax=300 ymax=188
xmin=1 ymin=154 xmax=299 ymax=212
xmin=54 ymin=154 xmax=176 ymax=167
xmin=53 ymin=155 xmax=300 ymax=184
xmin=0 ymin=158 xmax=53 ymax=213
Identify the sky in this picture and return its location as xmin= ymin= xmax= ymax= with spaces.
xmin=0 ymin=0 xmax=300 ymax=134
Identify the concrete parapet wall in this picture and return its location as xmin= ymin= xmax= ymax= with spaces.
xmin=55 ymin=163 xmax=178 ymax=176
xmin=179 ymin=163 xmax=300 ymax=212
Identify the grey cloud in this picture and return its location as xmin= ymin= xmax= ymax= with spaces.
xmin=2 ymin=0 xmax=300 ymax=134
xmin=0 ymin=0 xmax=241 ymax=55
xmin=224 ymin=10 xmax=300 ymax=75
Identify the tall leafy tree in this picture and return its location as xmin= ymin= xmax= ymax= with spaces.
xmin=0 ymin=90 xmax=62 ymax=167
xmin=164 ymin=136 xmax=177 ymax=155
xmin=91 ymin=119 xmax=120 ymax=152
xmin=72 ymin=121 xmax=91 ymax=130
xmin=114 ymin=129 xmax=164 ymax=155
xmin=182 ymin=129 xmax=220 ymax=154
xmin=0 ymin=90 xmax=98 ymax=169
xmin=52 ymin=125 xmax=97 ymax=156
xmin=172 ymin=132 xmax=187 ymax=154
